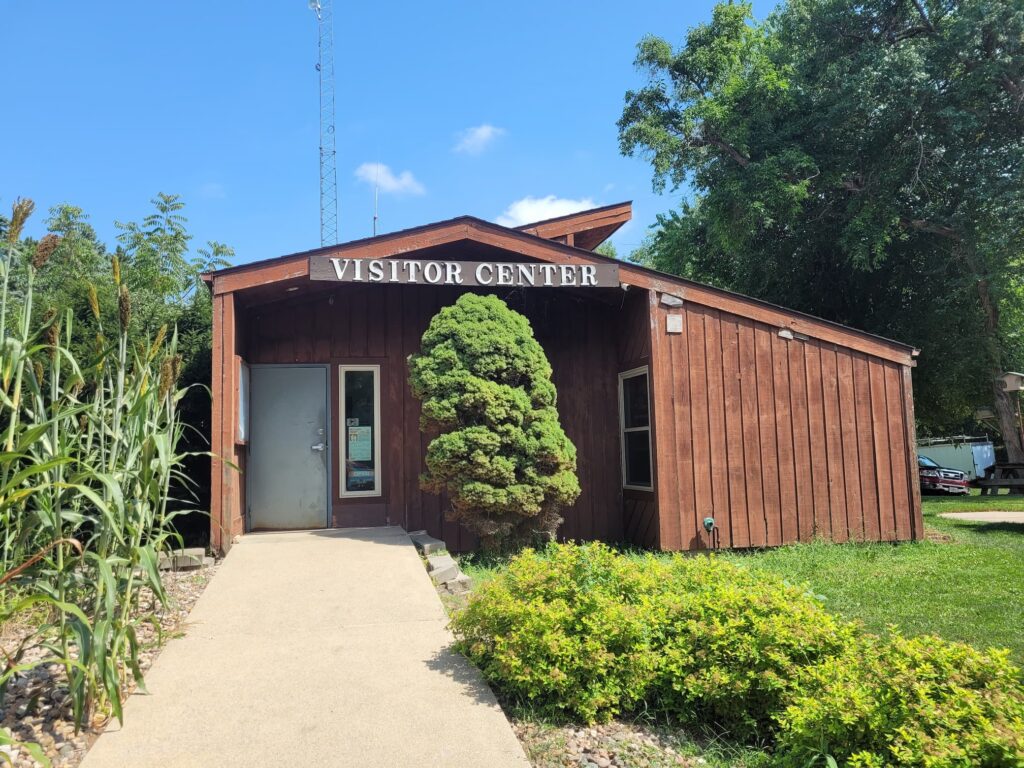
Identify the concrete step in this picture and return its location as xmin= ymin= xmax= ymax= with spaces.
xmin=427 ymin=553 xmax=460 ymax=585
xmin=158 ymin=548 xmax=209 ymax=571
xmin=408 ymin=531 xmax=447 ymax=556
xmin=442 ymin=573 xmax=472 ymax=595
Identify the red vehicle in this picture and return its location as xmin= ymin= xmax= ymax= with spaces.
xmin=918 ymin=455 xmax=970 ymax=495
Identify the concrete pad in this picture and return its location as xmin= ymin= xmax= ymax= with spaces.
xmin=939 ymin=511 xmax=1024 ymax=524
xmin=82 ymin=527 xmax=528 ymax=768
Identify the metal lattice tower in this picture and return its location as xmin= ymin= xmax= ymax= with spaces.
xmin=310 ymin=0 xmax=338 ymax=246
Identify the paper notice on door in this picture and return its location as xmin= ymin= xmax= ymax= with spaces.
xmin=347 ymin=426 xmax=372 ymax=461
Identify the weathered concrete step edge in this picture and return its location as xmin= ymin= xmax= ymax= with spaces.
xmin=158 ymin=548 xmax=214 ymax=572
xmin=410 ymin=533 xmax=472 ymax=595
xmin=408 ymin=531 xmax=447 ymax=555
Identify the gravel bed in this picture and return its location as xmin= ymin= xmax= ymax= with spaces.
xmin=0 ymin=562 xmax=218 ymax=767
xmin=514 ymin=720 xmax=710 ymax=768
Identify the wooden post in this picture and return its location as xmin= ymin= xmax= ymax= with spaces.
xmin=647 ymin=289 xmax=675 ymax=550
xmin=210 ymin=290 xmax=238 ymax=553
xmin=902 ymin=366 xmax=924 ymax=539
xmin=222 ymin=295 xmax=237 ymax=542
xmin=210 ymin=292 xmax=225 ymax=552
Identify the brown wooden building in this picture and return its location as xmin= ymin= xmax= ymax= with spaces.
xmin=203 ymin=202 xmax=922 ymax=554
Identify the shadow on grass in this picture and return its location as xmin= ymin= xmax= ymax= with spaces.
xmin=946 ymin=521 xmax=1024 ymax=536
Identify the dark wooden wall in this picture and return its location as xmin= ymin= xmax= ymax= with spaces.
xmin=241 ymin=283 xmax=638 ymax=551
xmin=616 ymin=291 xmax=659 ymax=549
xmin=650 ymin=299 xmax=923 ymax=550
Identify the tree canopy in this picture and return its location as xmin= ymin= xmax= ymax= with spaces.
xmin=619 ymin=0 xmax=1024 ymax=456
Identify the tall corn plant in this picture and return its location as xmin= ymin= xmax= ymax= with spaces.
xmin=1 ymin=198 xmax=195 ymax=757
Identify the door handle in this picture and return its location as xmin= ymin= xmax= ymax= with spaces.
xmin=311 ymin=442 xmax=326 ymax=452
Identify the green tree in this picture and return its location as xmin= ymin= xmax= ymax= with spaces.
xmin=408 ymin=294 xmax=581 ymax=551
xmin=4 ymin=195 xmax=232 ymax=541
xmin=619 ymin=0 xmax=1024 ymax=457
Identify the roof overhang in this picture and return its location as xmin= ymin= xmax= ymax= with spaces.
xmin=203 ymin=215 xmax=629 ymax=296
xmin=202 ymin=202 xmax=919 ymax=367
xmin=515 ymin=201 xmax=631 ymax=250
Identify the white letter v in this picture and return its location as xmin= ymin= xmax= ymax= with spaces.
xmin=330 ymin=258 xmax=350 ymax=280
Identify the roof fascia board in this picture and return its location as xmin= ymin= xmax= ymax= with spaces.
xmin=516 ymin=202 xmax=632 ymax=247
xmin=208 ymin=216 xmax=916 ymax=365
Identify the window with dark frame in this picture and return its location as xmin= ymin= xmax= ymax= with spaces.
xmin=619 ymin=367 xmax=652 ymax=490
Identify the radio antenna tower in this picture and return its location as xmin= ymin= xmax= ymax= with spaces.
xmin=310 ymin=0 xmax=338 ymax=246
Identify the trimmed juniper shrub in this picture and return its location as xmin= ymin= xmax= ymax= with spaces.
xmin=408 ymin=293 xmax=580 ymax=551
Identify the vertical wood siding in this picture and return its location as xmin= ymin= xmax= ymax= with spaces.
xmin=618 ymin=291 xmax=657 ymax=548
xmin=218 ymin=278 xmax=918 ymax=553
xmin=652 ymin=301 xmax=921 ymax=549
xmin=241 ymin=284 xmax=634 ymax=551
xmin=209 ymin=294 xmax=247 ymax=550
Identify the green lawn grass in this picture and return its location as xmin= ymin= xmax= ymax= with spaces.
xmin=915 ymin=487 xmax=1024 ymax=513
xmin=724 ymin=495 xmax=1024 ymax=660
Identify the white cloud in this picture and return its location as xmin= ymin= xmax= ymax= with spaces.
xmin=354 ymin=162 xmax=425 ymax=196
xmin=495 ymin=195 xmax=597 ymax=227
xmin=198 ymin=181 xmax=226 ymax=199
xmin=453 ymin=124 xmax=505 ymax=155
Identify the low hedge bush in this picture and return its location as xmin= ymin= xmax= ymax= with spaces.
xmin=774 ymin=632 xmax=1024 ymax=767
xmin=451 ymin=543 xmax=852 ymax=728
xmin=450 ymin=543 xmax=664 ymax=722
xmin=653 ymin=556 xmax=858 ymax=741
xmin=450 ymin=542 xmax=1024 ymax=766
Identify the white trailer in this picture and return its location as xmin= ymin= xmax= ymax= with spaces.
xmin=916 ymin=437 xmax=996 ymax=481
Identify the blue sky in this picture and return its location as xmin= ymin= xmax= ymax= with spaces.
xmin=4 ymin=0 xmax=770 ymax=266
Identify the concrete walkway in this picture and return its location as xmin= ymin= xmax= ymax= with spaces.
xmin=939 ymin=511 xmax=1024 ymax=524
xmin=82 ymin=527 xmax=529 ymax=768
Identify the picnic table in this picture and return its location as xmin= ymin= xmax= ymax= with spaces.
xmin=978 ymin=463 xmax=1024 ymax=495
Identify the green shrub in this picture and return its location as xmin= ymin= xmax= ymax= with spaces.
xmin=450 ymin=543 xmax=855 ymax=729
xmin=451 ymin=542 xmax=1024 ymax=763
xmin=408 ymin=293 xmax=580 ymax=551
xmin=774 ymin=632 xmax=1024 ymax=767
xmin=450 ymin=543 xmax=663 ymax=722
xmin=652 ymin=556 xmax=857 ymax=741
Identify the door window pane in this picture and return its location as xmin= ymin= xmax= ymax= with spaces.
xmin=343 ymin=369 xmax=378 ymax=494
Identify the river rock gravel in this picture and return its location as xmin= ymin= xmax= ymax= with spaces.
xmin=0 ymin=562 xmax=218 ymax=768
xmin=513 ymin=720 xmax=707 ymax=768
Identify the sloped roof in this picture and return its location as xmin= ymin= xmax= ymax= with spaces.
xmin=202 ymin=203 xmax=917 ymax=365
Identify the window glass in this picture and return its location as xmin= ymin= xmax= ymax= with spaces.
xmin=620 ymin=369 xmax=652 ymax=490
xmin=343 ymin=369 xmax=377 ymax=493
xmin=622 ymin=373 xmax=650 ymax=429
xmin=624 ymin=431 xmax=652 ymax=487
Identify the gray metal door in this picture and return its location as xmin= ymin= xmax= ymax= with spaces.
xmin=248 ymin=366 xmax=329 ymax=530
